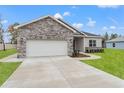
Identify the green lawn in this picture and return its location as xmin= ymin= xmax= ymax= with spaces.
xmin=0 ymin=49 xmax=21 ymax=86
xmin=0 ymin=62 xmax=21 ymax=86
xmin=82 ymin=48 xmax=124 ymax=79
xmin=0 ymin=49 xmax=17 ymax=59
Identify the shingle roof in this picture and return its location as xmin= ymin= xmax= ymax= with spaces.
xmin=57 ymin=19 xmax=100 ymax=37
xmin=106 ymin=37 xmax=124 ymax=42
xmin=57 ymin=19 xmax=85 ymax=36
xmin=82 ymin=31 xmax=100 ymax=37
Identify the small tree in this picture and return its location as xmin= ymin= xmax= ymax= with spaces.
xmin=110 ymin=33 xmax=118 ymax=40
xmin=104 ymin=32 xmax=109 ymax=41
xmin=8 ymin=22 xmax=19 ymax=44
xmin=0 ymin=29 xmax=2 ymax=44
xmin=0 ymin=16 xmax=5 ymax=51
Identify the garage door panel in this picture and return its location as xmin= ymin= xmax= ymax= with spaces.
xmin=26 ymin=40 xmax=67 ymax=57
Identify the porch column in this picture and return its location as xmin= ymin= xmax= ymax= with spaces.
xmin=83 ymin=37 xmax=85 ymax=52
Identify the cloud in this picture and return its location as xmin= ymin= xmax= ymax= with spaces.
xmin=54 ymin=12 xmax=70 ymax=19
xmin=72 ymin=23 xmax=83 ymax=30
xmin=54 ymin=13 xmax=63 ymax=19
xmin=63 ymin=12 xmax=70 ymax=16
xmin=110 ymin=26 xmax=116 ymax=30
xmin=86 ymin=17 xmax=96 ymax=28
xmin=1 ymin=20 xmax=8 ymax=24
xmin=97 ymin=5 xmax=120 ymax=8
xmin=102 ymin=26 xmax=109 ymax=31
xmin=102 ymin=26 xmax=117 ymax=32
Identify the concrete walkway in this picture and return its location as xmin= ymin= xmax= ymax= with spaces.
xmin=73 ymin=52 xmax=101 ymax=60
xmin=1 ymin=56 xmax=124 ymax=88
xmin=0 ymin=54 xmax=24 ymax=62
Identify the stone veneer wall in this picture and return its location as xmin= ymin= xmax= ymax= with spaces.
xmin=17 ymin=17 xmax=74 ymax=58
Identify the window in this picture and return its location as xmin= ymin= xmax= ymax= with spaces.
xmin=93 ymin=40 xmax=96 ymax=47
xmin=89 ymin=40 xmax=96 ymax=47
xmin=113 ymin=43 xmax=115 ymax=47
xmin=89 ymin=40 xmax=92 ymax=47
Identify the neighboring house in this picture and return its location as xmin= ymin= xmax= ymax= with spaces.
xmin=106 ymin=37 xmax=124 ymax=49
xmin=14 ymin=15 xmax=102 ymax=58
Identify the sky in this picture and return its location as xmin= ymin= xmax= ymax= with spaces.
xmin=0 ymin=5 xmax=124 ymax=42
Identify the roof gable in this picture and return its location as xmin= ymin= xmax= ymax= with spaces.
xmin=14 ymin=15 xmax=78 ymax=33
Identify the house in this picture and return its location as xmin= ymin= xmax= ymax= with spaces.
xmin=106 ymin=37 xmax=124 ymax=49
xmin=14 ymin=15 xmax=103 ymax=58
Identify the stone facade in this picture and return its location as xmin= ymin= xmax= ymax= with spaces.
xmin=17 ymin=17 xmax=74 ymax=58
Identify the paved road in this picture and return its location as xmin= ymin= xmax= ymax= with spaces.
xmin=1 ymin=56 xmax=124 ymax=88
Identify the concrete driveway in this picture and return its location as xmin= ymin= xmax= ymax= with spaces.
xmin=1 ymin=56 xmax=124 ymax=88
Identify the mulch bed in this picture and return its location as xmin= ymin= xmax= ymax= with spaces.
xmin=71 ymin=53 xmax=90 ymax=58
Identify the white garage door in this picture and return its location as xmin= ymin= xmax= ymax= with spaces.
xmin=26 ymin=40 xmax=68 ymax=57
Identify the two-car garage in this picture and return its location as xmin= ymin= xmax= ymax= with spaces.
xmin=26 ymin=40 xmax=68 ymax=57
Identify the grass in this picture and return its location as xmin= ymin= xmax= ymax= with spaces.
xmin=0 ymin=49 xmax=17 ymax=59
xmin=82 ymin=48 xmax=124 ymax=79
xmin=0 ymin=62 xmax=21 ymax=86
xmin=0 ymin=49 xmax=21 ymax=86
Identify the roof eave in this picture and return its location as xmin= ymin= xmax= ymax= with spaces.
xmin=85 ymin=36 xmax=103 ymax=38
